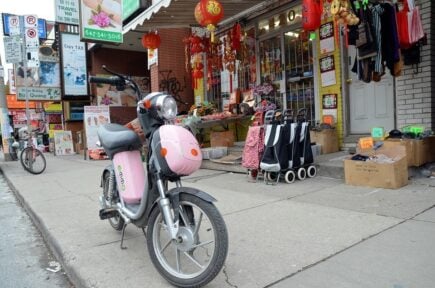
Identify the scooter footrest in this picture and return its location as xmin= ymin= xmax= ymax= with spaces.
xmin=99 ymin=208 xmax=118 ymax=220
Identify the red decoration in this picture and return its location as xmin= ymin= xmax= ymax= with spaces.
xmin=231 ymin=23 xmax=242 ymax=51
xmin=194 ymin=0 xmax=224 ymax=42
xmin=302 ymin=0 xmax=323 ymax=31
xmin=141 ymin=32 xmax=161 ymax=51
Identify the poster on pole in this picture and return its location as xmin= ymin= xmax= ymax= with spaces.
xmin=54 ymin=130 xmax=75 ymax=155
xmin=79 ymin=0 xmax=123 ymax=44
xmin=56 ymin=0 xmax=80 ymax=25
xmin=60 ymin=33 xmax=88 ymax=96
xmin=83 ymin=106 xmax=110 ymax=149
xmin=3 ymin=36 xmax=23 ymax=64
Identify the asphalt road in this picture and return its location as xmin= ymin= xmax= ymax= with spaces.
xmin=0 ymin=171 xmax=73 ymax=288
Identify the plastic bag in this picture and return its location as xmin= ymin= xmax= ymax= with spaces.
xmin=410 ymin=6 xmax=424 ymax=44
xmin=397 ymin=0 xmax=424 ymax=49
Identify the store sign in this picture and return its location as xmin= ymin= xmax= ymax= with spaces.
xmin=17 ymin=87 xmax=62 ymax=101
xmin=123 ymin=0 xmax=140 ymax=20
xmin=147 ymin=48 xmax=158 ymax=69
xmin=79 ymin=0 xmax=123 ymax=44
xmin=61 ymin=33 xmax=88 ymax=96
xmin=15 ymin=44 xmax=61 ymax=101
xmin=3 ymin=36 xmax=22 ymax=63
xmin=55 ymin=0 xmax=80 ymax=24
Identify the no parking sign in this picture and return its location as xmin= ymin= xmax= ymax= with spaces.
xmin=24 ymin=15 xmax=40 ymax=68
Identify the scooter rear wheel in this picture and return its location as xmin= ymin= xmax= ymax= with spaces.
xmin=147 ymin=193 xmax=228 ymax=288
xmin=102 ymin=172 xmax=125 ymax=231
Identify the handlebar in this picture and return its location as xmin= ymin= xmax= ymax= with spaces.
xmin=89 ymin=76 xmax=124 ymax=86
xmin=89 ymin=65 xmax=141 ymax=102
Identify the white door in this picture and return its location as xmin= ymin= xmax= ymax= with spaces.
xmin=347 ymin=46 xmax=395 ymax=134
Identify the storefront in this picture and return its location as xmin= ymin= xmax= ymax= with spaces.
xmin=102 ymin=0 xmax=434 ymax=152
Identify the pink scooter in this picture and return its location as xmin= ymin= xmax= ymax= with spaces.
xmin=90 ymin=67 xmax=228 ymax=287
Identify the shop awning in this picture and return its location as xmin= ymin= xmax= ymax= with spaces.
xmin=123 ymin=0 xmax=272 ymax=33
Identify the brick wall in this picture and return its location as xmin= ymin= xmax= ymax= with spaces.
xmin=395 ymin=0 xmax=434 ymax=131
xmin=150 ymin=28 xmax=193 ymax=113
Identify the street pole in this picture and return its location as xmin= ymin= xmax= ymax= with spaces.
xmin=0 ymin=54 xmax=13 ymax=161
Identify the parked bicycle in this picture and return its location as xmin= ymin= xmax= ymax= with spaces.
xmin=19 ymin=127 xmax=46 ymax=174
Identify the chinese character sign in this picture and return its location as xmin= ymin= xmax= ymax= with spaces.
xmin=319 ymin=55 xmax=336 ymax=87
xmin=319 ymin=22 xmax=335 ymax=54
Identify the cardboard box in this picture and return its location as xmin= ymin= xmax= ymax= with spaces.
xmin=412 ymin=137 xmax=435 ymax=166
xmin=310 ymin=129 xmax=339 ymax=154
xmin=344 ymin=145 xmax=408 ymax=189
xmin=210 ymin=130 xmax=235 ymax=147
xmin=383 ymin=139 xmax=413 ymax=167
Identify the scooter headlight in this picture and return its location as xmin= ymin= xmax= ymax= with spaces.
xmin=157 ymin=95 xmax=177 ymax=120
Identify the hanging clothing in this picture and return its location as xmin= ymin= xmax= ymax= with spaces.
xmin=371 ymin=4 xmax=384 ymax=74
xmin=381 ymin=3 xmax=401 ymax=76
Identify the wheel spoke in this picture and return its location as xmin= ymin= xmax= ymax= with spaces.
xmin=193 ymin=212 xmax=203 ymax=236
xmin=183 ymin=251 xmax=204 ymax=269
xmin=159 ymin=238 xmax=172 ymax=254
xmin=190 ymin=239 xmax=214 ymax=250
xmin=175 ymin=246 xmax=181 ymax=272
xmin=179 ymin=206 xmax=190 ymax=227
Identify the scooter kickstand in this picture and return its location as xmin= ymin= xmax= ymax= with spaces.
xmin=142 ymin=227 xmax=147 ymax=238
xmin=120 ymin=223 xmax=128 ymax=250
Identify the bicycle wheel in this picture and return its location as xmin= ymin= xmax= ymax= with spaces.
xmin=20 ymin=147 xmax=47 ymax=174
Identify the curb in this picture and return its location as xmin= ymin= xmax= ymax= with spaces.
xmin=0 ymin=167 xmax=85 ymax=288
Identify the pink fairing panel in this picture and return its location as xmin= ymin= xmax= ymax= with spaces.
xmin=159 ymin=125 xmax=202 ymax=176
xmin=113 ymin=150 xmax=146 ymax=204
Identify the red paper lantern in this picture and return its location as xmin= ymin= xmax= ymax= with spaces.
xmin=141 ymin=32 xmax=161 ymax=51
xmin=194 ymin=0 xmax=224 ymax=42
xmin=302 ymin=0 xmax=322 ymax=31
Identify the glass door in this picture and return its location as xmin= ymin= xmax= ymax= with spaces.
xmin=284 ymin=29 xmax=315 ymax=124
xmin=258 ymin=35 xmax=283 ymax=108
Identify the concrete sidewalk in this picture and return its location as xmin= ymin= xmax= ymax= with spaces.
xmin=1 ymin=153 xmax=435 ymax=288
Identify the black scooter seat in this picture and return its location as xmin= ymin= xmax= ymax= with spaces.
xmin=97 ymin=123 xmax=142 ymax=159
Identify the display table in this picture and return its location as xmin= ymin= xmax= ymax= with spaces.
xmin=186 ymin=115 xmax=252 ymax=146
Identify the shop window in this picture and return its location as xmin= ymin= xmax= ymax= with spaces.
xmin=284 ymin=29 xmax=315 ymax=124
xmin=210 ymin=27 xmax=257 ymax=112
xmin=259 ymin=36 xmax=282 ymax=108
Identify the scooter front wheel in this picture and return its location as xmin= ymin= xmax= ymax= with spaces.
xmin=147 ymin=193 xmax=228 ymax=288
